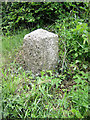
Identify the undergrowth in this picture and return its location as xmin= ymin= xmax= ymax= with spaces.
xmin=1 ymin=61 xmax=89 ymax=118
xmin=1 ymin=11 xmax=89 ymax=119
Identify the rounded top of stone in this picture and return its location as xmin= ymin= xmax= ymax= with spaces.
xmin=24 ymin=28 xmax=58 ymax=40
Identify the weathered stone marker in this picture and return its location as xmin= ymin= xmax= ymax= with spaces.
xmin=23 ymin=29 xmax=58 ymax=75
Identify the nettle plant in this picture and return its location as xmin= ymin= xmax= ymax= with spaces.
xmin=55 ymin=18 xmax=89 ymax=70
xmin=69 ymin=71 xmax=88 ymax=118
xmin=2 ymin=2 xmax=89 ymax=35
xmin=71 ymin=23 xmax=89 ymax=61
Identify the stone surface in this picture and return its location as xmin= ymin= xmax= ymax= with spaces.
xmin=23 ymin=28 xmax=58 ymax=75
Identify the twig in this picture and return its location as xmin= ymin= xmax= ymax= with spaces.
xmin=61 ymin=40 xmax=67 ymax=73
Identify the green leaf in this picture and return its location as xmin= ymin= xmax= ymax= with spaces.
xmin=71 ymin=109 xmax=82 ymax=118
xmin=75 ymin=53 xmax=78 ymax=57
xmin=75 ymin=60 xmax=81 ymax=63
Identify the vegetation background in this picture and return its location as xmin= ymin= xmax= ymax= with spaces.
xmin=1 ymin=2 xmax=89 ymax=119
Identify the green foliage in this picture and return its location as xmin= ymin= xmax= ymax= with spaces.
xmin=2 ymin=2 xmax=89 ymax=35
xmin=1 ymin=62 xmax=89 ymax=118
xmin=2 ymin=2 xmax=61 ymax=34
xmin=68 ymin=22 xmax=89 ymax=61
xmin=1 ymin=2 xmax=89 ymax=119
xmin=68 ymin=71 xmax=88 ymax=118
xmin=52 ymin=17 xmax=89 ymax=73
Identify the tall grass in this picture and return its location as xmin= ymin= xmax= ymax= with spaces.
xmin=1 ymin=24 xmax=89 ymax=119
xmin=2 ymin=29 xmax=30 ymax=64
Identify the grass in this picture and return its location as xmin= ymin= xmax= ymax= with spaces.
xmin=1 ymin=24 xmax=89 ymax=119
xmin=1 ymin=63 xmax=89 ymax=118
xmin=2 ymin=29 xmax=30 ymax=64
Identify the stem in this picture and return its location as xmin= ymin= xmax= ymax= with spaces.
xmin=61 ymin=40 xmax=67 ymax=73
